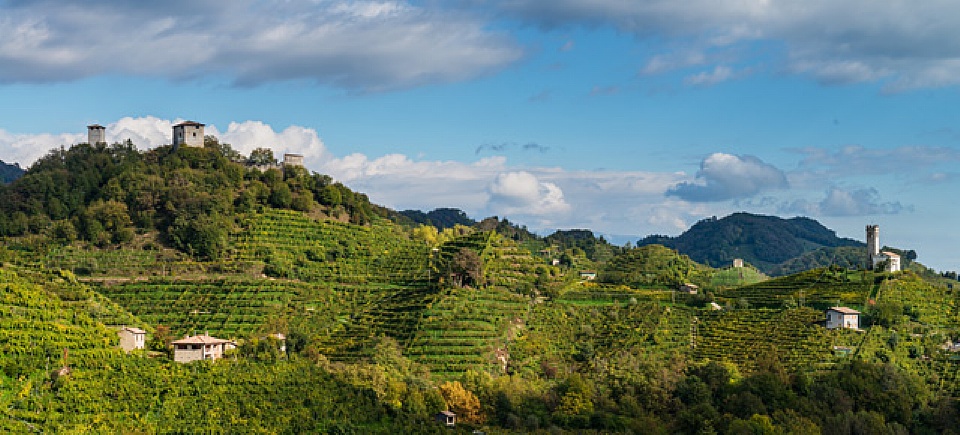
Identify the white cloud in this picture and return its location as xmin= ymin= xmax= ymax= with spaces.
xmin=220 ymin=122 xmax=328 ymax=166
xmin=684 ymin=65 xmax=735 ymax=86
xmin=0 ymin=1 xmax=522 ymax=92
xmin=488 ymin=171 xmax=570 ymax=216
xmin=781 ymin=187 xmax=908 ymax=217
xmin=667 ymin=153 xmax=788 ymax=202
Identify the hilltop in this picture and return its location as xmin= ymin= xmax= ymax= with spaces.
xmin=639 ymin=212 xmax=865 ymax=275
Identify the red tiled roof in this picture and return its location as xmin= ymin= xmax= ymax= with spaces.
xmin=172 ymin=334 xmax=231 ymax=345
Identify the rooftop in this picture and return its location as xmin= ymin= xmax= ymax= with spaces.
xmin=172 ymin=334 xmax=232 ymax=345
xmin=122 ymin=327 xmax=147 ymax=334
xmin=175 ymin=121 xmax=205 ymax=127
xmin=828 ymin=307 xmax=861 ymax=315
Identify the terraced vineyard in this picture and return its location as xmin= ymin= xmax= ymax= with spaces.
xmin=509 ymin=299 xmax=682 ymax=374
xmin=876 ymin=272 xmax=960 ymax=328
xmin=315 ymin=284 xmax=442 ymax=361
xmin=92 ymin=278 xmax=330 ymax=338
xmin=406 ymin=286 xmax=529 ymax=378
xmin=233 ymin=209 xmax=431 ymax=284
xmin=718 ymin=267 xmax=874 ymax=309
xmin=693 ymin=307 xmax=833 ymax=372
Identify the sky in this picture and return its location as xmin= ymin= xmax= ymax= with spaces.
xmin=1 ymin=0 xmax=959 ymax=271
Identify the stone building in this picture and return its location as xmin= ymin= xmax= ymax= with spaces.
xmin=283 ymin=153 xmax=304 ymax=168
xmin=172 ymin=121 xmax=205 ymax=149
xmin=172 ymin=334 xmax=235 ymax=363
xmin=87 ymin=124 xmax=106 ymax=145
xmin=117 ymin=326 xmax=147 ymax=352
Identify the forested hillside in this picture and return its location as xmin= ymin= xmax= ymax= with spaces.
xmin=0 ymin=139 xmax=958 ymax=433
xmin=639 ymin=212 xmax=865 ymax=275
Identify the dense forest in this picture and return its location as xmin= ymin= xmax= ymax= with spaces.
xmin=0 ymin=139 xmax=959 ymax=433
xmin=639 ymin=213 xmax=866 ymax=275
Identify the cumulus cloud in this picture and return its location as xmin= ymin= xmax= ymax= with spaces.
xmin=490 ymin=0 xmax=960 ymax=90
xmin=781 ymin=187 xmax=908 ymax=217
xmin=667 ymin=153 xmax=788 ymax=202
xmin=0 ymin=0 xmax=522 ymax=92
xmin=488 ymin=171 xmax=570 ymax=216
xmin=219 ymin=122 xmax=328 ymax=166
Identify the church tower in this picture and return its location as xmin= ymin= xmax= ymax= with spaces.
xmin=866 ymin=225 xmax=880 ymax=269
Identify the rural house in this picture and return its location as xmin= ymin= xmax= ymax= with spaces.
xmin=172 ymin=334 xmax=235 ymax=363
xmin=117 ymin=326 xmax=147 ymax=352
xmin=435 ymin=410 xmax=456 ymax=427
xmin=579 ymin=271 xmax=597 ymax=280
xmin=825 ymin=307 xmax=861 ymax=330
xmin=679 ymin=283 xmax=699 ymax=294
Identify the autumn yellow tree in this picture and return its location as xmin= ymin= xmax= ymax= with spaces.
xmin=438 ymin=381 xmax=485 ymax=424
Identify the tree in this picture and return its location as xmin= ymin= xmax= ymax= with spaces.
xmin=447 ymin=248 xmax=483 ymax=287
xmin=438 ymin=381 xmax=485 ymax=424
xmin=248 ymin=148 xmax=276 ymax=166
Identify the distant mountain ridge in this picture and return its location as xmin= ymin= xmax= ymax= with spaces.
xmin=638 ymin=212 xmax=864 ymax=275
xmin=0 ymin=160 xmax=23 ymax=184
xmin=399 ymin=207 xmax=476 ymax=229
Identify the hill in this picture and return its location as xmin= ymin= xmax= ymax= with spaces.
xmin=0 ymin=159 xmax=22 ymax=184
xmin=638 ymin=212 xmax=864 ymax=275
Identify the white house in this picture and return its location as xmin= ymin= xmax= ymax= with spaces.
xmin=118 ymin=326 xmax=147 ymax=352
xmin=579 ymin=271 xmax=597 ymax=280
xmin=172 ymin=334 xmax=235 ymax=363
xmin=825 ymin=307 xmax=861 ymax=330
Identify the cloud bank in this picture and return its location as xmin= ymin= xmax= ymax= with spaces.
xmin=491 ymin=0 xmax=960 ymax=90
xmin=0 ymin=0 xmax=522 ymax=92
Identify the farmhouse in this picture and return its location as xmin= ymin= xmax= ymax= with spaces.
xmin=679 ymin=283 xmax=699 ymax=294
xmin=579 ymin=271 xmax=597 ymax=280
xmin=172 ymin=334 xmax=235 ymax=363
xmin=117 ymin=326 xmax=147 ymax=352
xmin=825 ymin=307 xmax=861 ymax=330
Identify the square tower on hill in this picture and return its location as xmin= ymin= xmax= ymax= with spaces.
xmin=87 ymin=124 xmax=106 ymax=145
xmin=173 ymin=121 xmax=205 ymax=149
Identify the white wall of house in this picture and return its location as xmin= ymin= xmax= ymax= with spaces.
xmin=826 ymin=310 xmax=860 ymax=329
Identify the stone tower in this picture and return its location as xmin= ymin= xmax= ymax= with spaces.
xmin=866 ymin=225 xmax=879 ymax=268
xmin=87 ymin=124 xmax=106 ymax=145
xmin=172 ymin=121 xmax=205 ymax=149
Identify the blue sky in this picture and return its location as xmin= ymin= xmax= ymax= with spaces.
xmin=1 ymin=0 xmax=959 ymax=271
